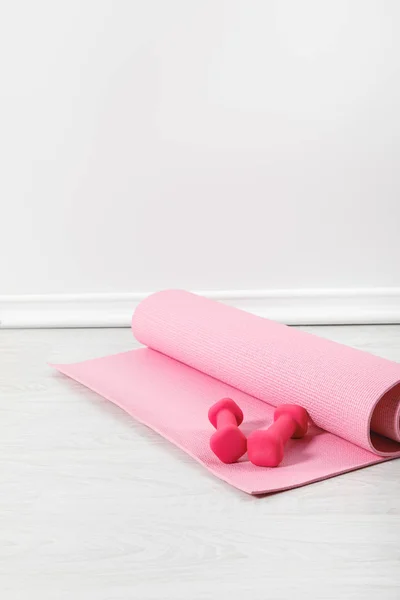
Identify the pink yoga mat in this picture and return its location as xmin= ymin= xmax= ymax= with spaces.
xmin=53 ymin=290 xmax=400 ymax=495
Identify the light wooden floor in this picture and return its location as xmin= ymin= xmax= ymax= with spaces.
xmin=1 ymin=325 xmax=400 ymax=600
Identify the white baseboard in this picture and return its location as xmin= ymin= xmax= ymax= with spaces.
xmin=0 ymin=288 xmax=400 ymax=328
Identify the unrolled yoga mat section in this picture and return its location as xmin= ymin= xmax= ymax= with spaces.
xmin=53 ymin=290 xmax=400 ymax=495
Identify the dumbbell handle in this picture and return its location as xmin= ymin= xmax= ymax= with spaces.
xmin=267 ymin=414 xmax=297 ymax=443
xmin=216 ymin=408 xmax=238 ymax=429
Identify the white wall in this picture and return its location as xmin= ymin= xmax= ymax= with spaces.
xmin=1 ymin=0 xmax=399 ymax=297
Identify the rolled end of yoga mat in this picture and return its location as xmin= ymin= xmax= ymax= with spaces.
xmin=133 ymin=289 xmax=400 ymax=456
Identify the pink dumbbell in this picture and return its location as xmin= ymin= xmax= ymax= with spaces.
xmin=247 ymin=404 xmax=309 ymax=467
xmin=208 ymin=398 xmax=247 ymax=464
